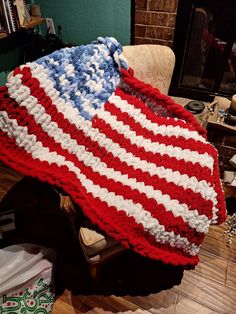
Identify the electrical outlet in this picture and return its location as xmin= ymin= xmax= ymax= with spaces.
xmin=45 ymin=18 xmax=56 ymax=35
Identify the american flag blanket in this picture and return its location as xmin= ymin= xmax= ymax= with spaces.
xmin=0 ymin=37 xmax=226 ymax=268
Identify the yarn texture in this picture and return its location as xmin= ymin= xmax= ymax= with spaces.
xmin=0 ymin=37 xmax=226 ymax=268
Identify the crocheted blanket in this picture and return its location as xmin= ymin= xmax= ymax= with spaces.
xmin=0 ymin=37 xmax=226 ymax=268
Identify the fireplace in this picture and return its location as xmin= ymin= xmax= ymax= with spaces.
xmin=133 ymin=0 xmax=236 ymax=101
xmin=169 ymin=0 xmax=236 ymax=100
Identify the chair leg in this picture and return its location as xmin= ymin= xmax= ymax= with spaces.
xmin=89 ymin=261 xmax=103 ymax=287
xmin=89 ymin=263 xmax=98 ymax=279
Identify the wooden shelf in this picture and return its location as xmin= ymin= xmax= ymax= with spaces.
xmin=21 ymin=17 xmax=46 ymax=29
xmin=0 ymin=32 xmax=7 ymax=39
xmin=207 ymin=98 xmax=236 ymax=133
xmin=0 ymin=17 xmax=46 ymax=40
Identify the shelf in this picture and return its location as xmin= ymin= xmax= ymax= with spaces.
xmin=0 ymin=32 xmax=7 ymax=39
xmin=0 ymin=17 xmax=46 ymax=40
xmin=207 ymin=97 xmax=236 ymax=133
xmin=21 ymin=17 xmax=46 ymax=29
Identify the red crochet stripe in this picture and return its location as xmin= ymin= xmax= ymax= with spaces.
xmin=6 ymin=67 xmax=225 ymax=224
xmin=80 ymin=166 xmax=205 ymax=246
xmin=12 ymin=66 xmax=203 ymax=141
xmin=0 ymin=131 xmax=198 ymax=267
xmin=1 ymin=65 xmax=225 ymax=264
xmin=9 ymin=68 xmax=212 ymax=219
xmin=117 ymin=84 xmax=198 ymax=133
xmin=0 ymin=96 xmax=78 ymax=160
xmin=104 ymin=101 xmax=214 ymax=184
xmin=89 ymin=122 xmax=213 ymax=220
xmin=111 ymin=89 xmax=217 ymax=158
xmin=17 ymin=75 xmax=214 ymax=224
xmin=92 ymin=116 xmax=213 ymax=216
xmin=11 ymin=69 xmax=206 ymax=186
xmin=96 ymin=116 xmax=213 ymax=186
xmin=78 ymin=190 xmax=198 ymax=264
xmin=116 ymin=75 xmax=226 ymax=223
xmin=121 ymin=68 xmax=207 ymax=138
xmin=1 ymin=87 xmax=205 ymax=245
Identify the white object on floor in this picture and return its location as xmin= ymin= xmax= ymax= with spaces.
xmin=0 ymin=243 xmax=55 ymax=295
xmin=230 ymin=154 xmax=236 ymax=168
xmin=223 ymin=171 xmax=236 ymax=186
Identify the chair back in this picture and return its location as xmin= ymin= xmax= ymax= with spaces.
xmin=123 ymin=44 xmax=175 ymax=94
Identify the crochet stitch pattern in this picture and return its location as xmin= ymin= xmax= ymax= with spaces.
xmin=0 ymin=37 xmax=226 ymax=268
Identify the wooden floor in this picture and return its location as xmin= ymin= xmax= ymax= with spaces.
xmin=0 ymin=161 xmax=236 ymax=314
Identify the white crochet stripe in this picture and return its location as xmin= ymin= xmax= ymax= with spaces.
xmin=3 ymin=91 xmax=210 ymax=233
xmin=9 ymin=59 xmax=116 ymax=118
xmin=120 ymin=80 xmax=203 ymax=126
xmin=43 ymin=67 xmax=213 ymax=170
xmin=6 ymin=77 xmax=217 ymax=217
xmin=12 ymin=79 xmax=213 ymax=172
xmin=7 ymin=66 xmax=219 ymax=223
xmin=109 ymin=94 xmax=207 ymax=144
xmin=13 ymin=63 xmax=206 ymax=148
xmin=0 ymin=111 xmax=199 ymax=256
xmin=63 ymin=88 xmax=213 ymax=170
xmin=94 ymin=108 xmax=214 ymax=170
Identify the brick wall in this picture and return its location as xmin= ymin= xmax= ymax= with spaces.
xmin=134 ymin=0 xmax=179 ymax=46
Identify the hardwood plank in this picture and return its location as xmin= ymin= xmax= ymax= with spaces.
xmin=172 ymin=270 xmax=236 ymax=313
xmin=201 ymin=233 xmax=236 ymax=263
xmin=58 ymin=290 xmax=86 ymax=310
xmin=79 ymin=295 xmax=150 ymax=313
xmin=125 ymin=290 xmax=178 ymax=314
xmin=174 ymin=295 xmax=219 ymax=314
xmin=52 ymin=290 xmax=86 ymax=313
xmin=226 ymin=261 xmax=236 ymax=290
xmin=194 ymin=250 xmax=227 ymax=284
xmin=207 ymin=224 xmax=227 ymax=240
xmin=0 ymin=32 xmax=7 ymax=40
xmin=52 ymin=299 xmax=82 ymax=314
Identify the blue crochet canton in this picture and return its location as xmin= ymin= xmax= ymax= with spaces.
xmin=35 ymin=37 xmax=129 ymax=120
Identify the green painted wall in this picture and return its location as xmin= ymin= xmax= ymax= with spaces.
xmin=38 ymin=0 xmax=131 ymax=45
xmin=0 ymin=39 xmax=21 ymax=86
xmin=0 ymin=0 xmax=131 ymax=85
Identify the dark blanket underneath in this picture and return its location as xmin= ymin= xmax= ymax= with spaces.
xmin=0 ymin=177 xmax=183 ymax=296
